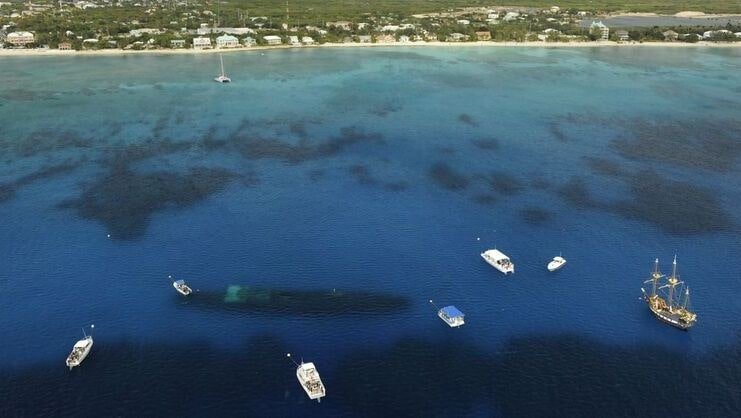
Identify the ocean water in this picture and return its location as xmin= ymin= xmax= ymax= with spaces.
xmin=0 ymin=46 xmax=740 ymax=417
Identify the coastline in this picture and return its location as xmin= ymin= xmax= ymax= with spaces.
xmin=1 ymin=40 xmax=739 ymax=57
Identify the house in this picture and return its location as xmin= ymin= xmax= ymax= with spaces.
xmin=58 ymin=42 xmax=72 ymax=50
xmin=615 ymin=30 xmax=629 ymax=41
xmin=381 ymin=25 xmax=400 ymax=32
xmin=301 ymin=36 xmax=315 ymax=45
xmin=170 ymin=39 xmax=186 ymax=48
xmin=590 ymin=21 xmax=609 ymax=41
xmin=242 ymin=37 xmax=256 ymax=46
xmin=289 ymin=35 xmax=300 ymax=46
xmin=216 ymin=34 xmax=239 ymax=48
xmin=357 ymin=35 xmax=372 ymax=43
xmin=475 ymin=31 xmax=491 ymax=41
xmin=263 ymin=35 xmax=282 ymax=45
xmin=662 ymin=30 xmax=678 ymax=42
xmin=550 ymin=6 xmax=560 ymax=13
xmin=503 ymin=12 xmax=520 ymax=22
xmin=326 ymin=21 xmax=352 ymax=30
xmin=446 ymin=33 xmax=468 ymax=42
xmin=456 ymin=19 xmax=470 ymax=25
xmin=376 ymin=34 xmax=396 ymax=43
xmin=6 ymin=31 xmax=34 ymax=46
xmin=192 ymin=36 xmax=212 ymax=49
xmin=398 ymin=35 xmax=410 ymax=43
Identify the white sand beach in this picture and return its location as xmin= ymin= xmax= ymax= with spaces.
xmin=0 ymin=40 xmax=739 ymax=58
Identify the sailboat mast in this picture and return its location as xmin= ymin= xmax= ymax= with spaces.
xmin=651 ymin=258 xmax=659 ymax=296
xmin=668 ymin=256 xmax=677 ymax=309
xmin=220 ymin=55 xmax=225 ymax=76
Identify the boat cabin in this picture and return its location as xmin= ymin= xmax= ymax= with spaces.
xmin=438 ymin=305 xmax=465 ymax=327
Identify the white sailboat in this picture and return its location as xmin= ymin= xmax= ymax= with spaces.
xmin=287 ymin=353 xmax=326 ymax=402
xmin=547 ymin=255 xmax=566 ymax=272
xmin=66 ymin=324 xmax=94 ymax=370
xmin=481 ymin=248 xmax=514 ymax=274
xmin=214 ymin=54 xmax=231 ymax=83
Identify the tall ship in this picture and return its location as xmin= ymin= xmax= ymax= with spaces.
xmin=641 ymin=257 xmax=696 ymax=330
xmin=66 ymin=325 xmax=94 ymax=370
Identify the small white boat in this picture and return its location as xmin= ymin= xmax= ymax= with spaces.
xmin=214 ymin=54 xmax=231 ymax=83
xmin=173 ymin=279 xmax=192 ymax=296
xmin=66 ymin=325 xmax=94 ymax=370
xmin=547 ymin=256 xmax=567 ymax=272
xmin=481 ymin=249 xmax=514 ymax=274
xmin=437 ymin=305 xmax=465 ymax=327
xmin=288 ymin=354 xmax=326 ymax=402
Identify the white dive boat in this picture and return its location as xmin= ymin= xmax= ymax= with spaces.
xmin=547 ymin=255 xmax=567 ymax=272
xmin=288 ymin=354 xmax=326 ymax=402
xmin=214 ymin=54 xmax=231 ymax=83
xmin=481 ymin=249 xmax=514 ymax=274
xmin=66 ymin=325 xmax=94 ymax=370
xmin=172 ymin=279 xmax=192 ymax=296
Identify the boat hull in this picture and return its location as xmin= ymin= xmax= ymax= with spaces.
xmin=547 ymin=258 xmax=566 ymax=272
xmin=173 ymin=281 xmax=192 ymax=296
xmin=648 ymin=305 xmax=694 ymax=330
xmin=296 ymin=364 xmax=325 ymax=402
xmin=66 ymin=338 xmax=93 ymax=369
xmin=438 ymin=311 xmax=464 ymax=327
xmin=481 ymin=253 xmax=514 ymax=274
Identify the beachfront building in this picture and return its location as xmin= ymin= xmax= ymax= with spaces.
xmin=376 ymin=34 xmax=396 ymax=43
xmin=662 ymin=30 xmax=678 ymax=42
xmin=263 ymin=35 xmax=282 ymax=45
xmin=358 ymin=35 xmax=372 ymax=43
xmin=6 ymin=31 xmax=35 ymax=46
xmin=216 ymin=34 xmax=239 ymax=48
xmin=446 ymin=33 xmax=468 ymax=42
xmin=289 ymin=36 xmax=301 ymax=46
xmin=242 ymin=37 xmax=256 ymax=47
xmin=398 ymin=35 xmax=410 ymax=43
xmin=476 ymin=31 xmax=491 ymax=41
xmin=58 ymin=42 xmax=72 ymax=50
xmin=192 ymin=36 xmax=212 ymax=49
xmin=170 ymin=39 xmax=185 ymax=48
xmin=301 ymin=36 xmax=315 ymax=45
xmin=590 ymin=21 xmax=609 ymax=41
xmin=326 ymin=21 xmax=352 ymax=30
xmin=615 ymin=30 xmax=629 ymax=42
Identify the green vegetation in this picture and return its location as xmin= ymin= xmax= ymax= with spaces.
xmin=217 ymin=0 xmax=741 ymax=20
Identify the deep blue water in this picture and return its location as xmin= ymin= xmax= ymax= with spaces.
xmin=0 ymin=47 xmax=740 ymax=417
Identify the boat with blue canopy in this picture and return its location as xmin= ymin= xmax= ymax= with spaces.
xmin=430 ymin=300 xmax=465 ymax=327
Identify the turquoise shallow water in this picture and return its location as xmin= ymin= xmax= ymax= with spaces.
xmin=0 ymin=47 xmax=740 ymax=416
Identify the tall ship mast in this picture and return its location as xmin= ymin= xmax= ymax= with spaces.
xmin=641 ymin=256 xmax=697 ymax=330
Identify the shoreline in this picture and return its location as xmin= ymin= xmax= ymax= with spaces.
xmin=1 ymin=40 xmax=739 ymax=57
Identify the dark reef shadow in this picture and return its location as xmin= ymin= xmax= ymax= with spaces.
xmin=471 ymin=137 xmax=500 ymax=151
xmin=428 ymin=162 xmax=469 ymax=191
xmin=481 ymin=171 xmax=524 ymax=196
xmin=59 ymin=167 xmax=236 ymax=240
xmin=519 ymin=207 xmax=554 ymax=225
xmin=457 ymin=113 xmax=478 ymax=127
xmin=609 ymin=119 xmax=741 ymax=173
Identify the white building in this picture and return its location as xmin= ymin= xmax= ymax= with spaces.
xmin=6 ymin=31 xmax=35 ymax=46
xmin=456 ymin=19 xmax=470 ymax=25
xmin=289 ymin=35 xmax=300 ymax=45
xmin=242 ymin=37 xmax=256 ymax=46
xmin=192 ymin=36 xmax=212 ymax=49
xmin=301 ymin=36 xmax=315 ymax=45
xmin=503 ymin=12 xmax=520 ymax=21
xmin=263 ymin=35 xmax=282 ymax=45
xmin=216 ymin=34 xmax=239 ymax=48
xmin=590 ymin=21 xmax=609 ymax=40
xmin=170 ymin=39 xmax=186 ymax=48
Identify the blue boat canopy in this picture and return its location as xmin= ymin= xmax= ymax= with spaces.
xmin=441 ymin=305 xmax=464 ymax=318
xmin=174 ymin=279 xmax=185 ymax=285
